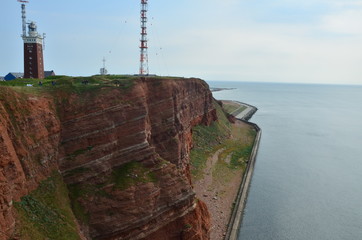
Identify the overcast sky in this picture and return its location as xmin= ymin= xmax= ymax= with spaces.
xmin=1 ymin=0 xmax=362 ymax=84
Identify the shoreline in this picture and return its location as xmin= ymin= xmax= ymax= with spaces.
xmin=192 ymin=121 xmax=254 ymax=239
xmin=223 ymin=101 xmax=261 ymax=240
xmin=210 ymin=87 xmax=237 ymax=92
xmin=191 ymin=100 xmax=261 ymax=240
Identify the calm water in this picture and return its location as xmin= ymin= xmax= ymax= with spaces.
xmin=209 ymin=82 xmax=362 ymax=240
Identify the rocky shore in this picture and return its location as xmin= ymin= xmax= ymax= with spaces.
xmin=191 ymin=100 xmax=260 ymax=240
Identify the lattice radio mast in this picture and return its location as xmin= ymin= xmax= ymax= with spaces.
xmin=18 ymin=0 xmax=28 ymax=37
xmin=139 ymin=0 xmax=149 ymax=75
xmin=100 ymin=57 xmax=108 ymax=75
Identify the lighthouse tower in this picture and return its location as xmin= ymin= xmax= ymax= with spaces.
xmin=21 ymin=2 xmax=45 ymax=79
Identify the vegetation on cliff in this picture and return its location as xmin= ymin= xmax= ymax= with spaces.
xmin=190 ymin=101 xmax=231 ymax=179
xmin=190 ymin=100 xmax=256 ymax=179
xmin=66 ymin=161 xmax=160 ymax=225
xmin=190 ymin=100 xmax=257 ymax=239
xmin=13 ymin=172 xmax=81 ymax=240
xmin=0 ymin=76 xmax=216 ymax=240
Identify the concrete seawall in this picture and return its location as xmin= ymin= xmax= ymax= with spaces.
xmin=223 ymin=100 xmax=258 ymax=121
xmin=224 ymin=102 xmax=262 ymax=240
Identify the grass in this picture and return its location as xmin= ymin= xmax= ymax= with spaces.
xmin=67 ymin=184 xmax=92 ymax=224
xmin=112 ymin=161 xmax=158 ymax=190
xmin=190 ymin=100 xmax=257 ymax=182
xmin=13 ymin=172 xmax=82 ymax=240
xmin=0 ymin=75 xmax=137 ymax=97
xmin=222 ymin=104 xmax=240 ymax=114
xmin=190 ymin=100 xmax=231 ymax=179
xmin=230 ymin=146 xmax=252 ymax=166
xmin=221 ymin=101 xmax=248 ymax=116
xmin=210 ymin=129 xmax=254 ymax=186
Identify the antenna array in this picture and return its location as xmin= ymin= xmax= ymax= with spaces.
xmin=139 ymin=0 xmax=149 ymax=75
xmin=18 ymin=0 xmax=29 ymax=37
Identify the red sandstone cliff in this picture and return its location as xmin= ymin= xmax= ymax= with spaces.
xmin=0 ymin=77 xmax=214 ymax=240
xmin=0 ymin=88 xmax=61 ymax=238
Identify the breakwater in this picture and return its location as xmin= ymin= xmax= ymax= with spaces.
xmin=232 ymin=101 xmax=258 ymax=121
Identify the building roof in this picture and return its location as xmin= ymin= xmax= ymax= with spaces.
xmin=44 ymin=70 xmax=55 ymax=78
xmin=4 ymin=72 xmax=24 ymax=81
xmin=8 ymin=72 xmax=24 ymax=78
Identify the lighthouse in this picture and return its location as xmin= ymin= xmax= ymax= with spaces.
xmin=20 ymin=2 xmax=45 ymax=79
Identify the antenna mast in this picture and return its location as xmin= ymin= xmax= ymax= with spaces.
xmin=139 ymin=0 xmax=149 ymax=75
xmin=18 ymin=0 xmax=29 ymax=37
xmin=100 ymin=57 xmax=108 ymax=75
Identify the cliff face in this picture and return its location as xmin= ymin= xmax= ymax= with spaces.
xmin=0 ymin=88 xmax=61 ymax=238
xmin=0 ymin=77 xmax=215 ymax=240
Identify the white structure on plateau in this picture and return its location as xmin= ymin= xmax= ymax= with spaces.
xmin=100 ymin=57 xmax=108 ymax=75
xmin=139 ymin=0 xmax=149 ymax=75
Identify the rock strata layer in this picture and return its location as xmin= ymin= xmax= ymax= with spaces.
xmin=0 ymin=77 xmax=215 ymax=240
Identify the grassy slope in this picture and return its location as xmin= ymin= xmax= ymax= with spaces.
xmin=190 ymin=100 xmax=256 ymax=181
xmin=190 ymin=101 xmax=231 ymax=179
xmin=190 ymin=100 xmax=257 ymax=240
xmin=0 ymin=75 xmax=136 ymax=97
xmin=13 ymin=172 xmax=81 ymax=240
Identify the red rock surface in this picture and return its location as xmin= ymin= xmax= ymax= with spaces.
xmin=143 ymin=200 xmax=211 ymax=240
xmin=0 ymin=88 xmax=60 ymax=239
xmin=0 ymin=77 xmax=215 ymax=240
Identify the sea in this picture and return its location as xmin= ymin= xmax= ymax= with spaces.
xmin=208 ymin=81 xmax=362 ymax=240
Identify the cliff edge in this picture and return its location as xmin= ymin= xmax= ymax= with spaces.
xmin=0 ymin=76 xmax=214 ymax=240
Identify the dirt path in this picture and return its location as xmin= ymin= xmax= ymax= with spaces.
xmin=193 ymin=147 xmax=244 ymax=240
xmin=192 ymin=118 xmax=255 ymax=240
xmin=199 ymin=148 xmax=224 ymax=191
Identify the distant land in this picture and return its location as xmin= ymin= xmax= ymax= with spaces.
xmin=210 ymin=87 xmax=236 ymax=92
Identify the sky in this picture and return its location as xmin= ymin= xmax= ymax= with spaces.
xmin=1 ymin=0 xmax=362 ymax=84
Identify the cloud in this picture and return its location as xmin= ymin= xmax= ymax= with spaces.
xmin=153 ymin=10 xmax=362 ymax=84
xmin=320 ymin=9 xmax=362 ymax=35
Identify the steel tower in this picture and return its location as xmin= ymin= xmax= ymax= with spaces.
xmin=139 ymin=0 xmax=149 ymax=75
xmin=100 ymin=57 xmax=108 ymax=75
xmin=19 ymin=0 xmax=28 ymax=37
